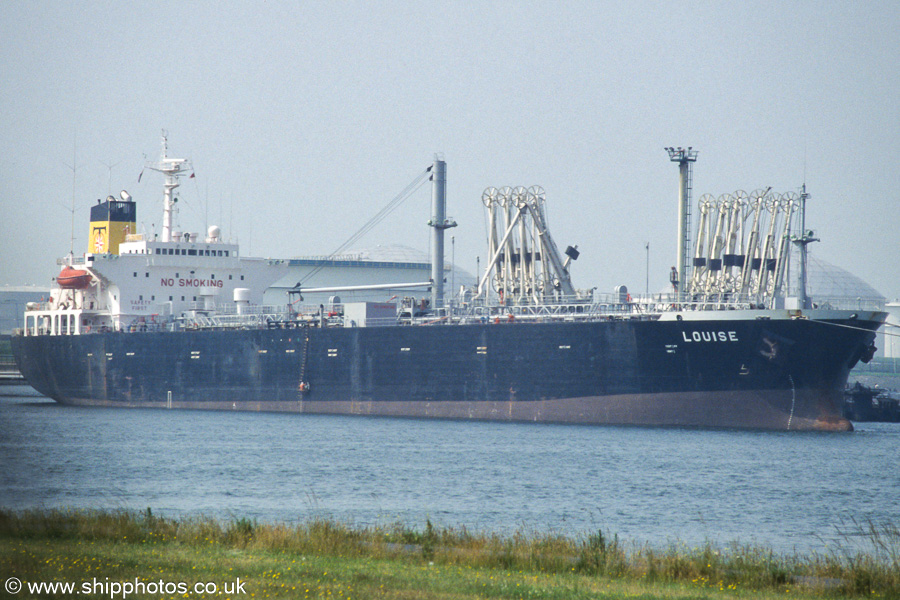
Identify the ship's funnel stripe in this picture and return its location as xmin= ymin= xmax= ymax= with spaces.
xmin=90 ymin=201 xmax=135 ymax=223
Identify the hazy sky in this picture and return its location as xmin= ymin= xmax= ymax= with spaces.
xmin=2 ymin=1 xmax=898 ymax=300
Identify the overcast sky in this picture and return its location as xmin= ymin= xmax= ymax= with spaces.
xmin=2 ymin=1 xmax=898 ymax=301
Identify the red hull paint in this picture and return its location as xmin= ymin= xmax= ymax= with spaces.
xmin=57 ymin=390 xmax=851 ymax=432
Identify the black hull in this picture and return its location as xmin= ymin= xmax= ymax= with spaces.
xmin=12 ymin=315 xmax=881 ymax=431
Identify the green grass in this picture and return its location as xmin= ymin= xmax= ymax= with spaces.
xmin=1 ymin=508 xmax=898 ymax=599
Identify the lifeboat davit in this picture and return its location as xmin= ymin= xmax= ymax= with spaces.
xmin=57 ymin=266 xmax=92 ymax=289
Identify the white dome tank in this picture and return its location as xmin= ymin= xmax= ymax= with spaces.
xmin=234 ymin=288 xmax=251 ymax=314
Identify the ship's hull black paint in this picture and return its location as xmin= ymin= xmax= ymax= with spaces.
xmin=12 ymin=317 xmax=879 ymax=430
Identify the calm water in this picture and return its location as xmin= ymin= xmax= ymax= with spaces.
xmin=1 ymin=389 xmax=898 ymax=555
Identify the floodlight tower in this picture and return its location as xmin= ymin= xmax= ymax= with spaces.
xmin=666 ymin=146 xmax=698 ymax=301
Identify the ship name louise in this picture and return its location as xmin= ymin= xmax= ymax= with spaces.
xmin=682 ymin=331 xmax=739 ymax=343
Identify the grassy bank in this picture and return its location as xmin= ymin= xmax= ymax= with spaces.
xmin=1 ymin=509 xmax=897 ymax=599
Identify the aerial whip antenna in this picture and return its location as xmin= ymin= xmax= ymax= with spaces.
xmin=59 ymin=133 xmax=79 ymax=261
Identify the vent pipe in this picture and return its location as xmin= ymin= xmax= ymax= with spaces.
xmin=428 ymin=156 xmax=456 ymax=309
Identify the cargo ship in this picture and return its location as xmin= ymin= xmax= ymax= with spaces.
xmin=12 ymin=136 xmax=886 ymax=431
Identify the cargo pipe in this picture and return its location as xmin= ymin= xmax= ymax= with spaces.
xmin=428 ymin=157 xmax=456 ymax=309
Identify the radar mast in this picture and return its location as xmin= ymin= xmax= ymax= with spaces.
xmin=145 ymin=130 xmax=192 ymax=242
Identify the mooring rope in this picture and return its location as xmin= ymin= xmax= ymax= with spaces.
xmin=808 ymin=319 xmax=900 ymax=337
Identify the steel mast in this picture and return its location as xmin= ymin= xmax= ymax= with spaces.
xmin=428 ymin=156 xmax=456 ymax=309
xmin=791 ymin=184 xmax=818 ymax=309
xmin=666 ymin=147 xmax=698 ymax=302
xmin=146 ymin=130 xmax=192 ymax=243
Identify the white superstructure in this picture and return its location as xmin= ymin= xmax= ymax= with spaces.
xmin=21 ymin=135 xmax=467 ymax=337
xmin=23 ymin=134 xmax=291 ymax=335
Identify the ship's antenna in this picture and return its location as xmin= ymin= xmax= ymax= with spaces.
xmin=645 ymin=241 xmax=650 ymax=297
xmin=451 ymin=235 xmax=456 ymax=307
xmin=59 ymin=133 xmax=79 ymax=261
xmin=70 ymin=135 xmax=76 ymax=258
xmin=803 ymin=142 xmax=807 ymax=185
xmin=98 ymin=159 xmax=120 ymax=195
xmin=204 ymin=180 xmax=209 ymax=235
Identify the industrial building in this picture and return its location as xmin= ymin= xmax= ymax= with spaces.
xmin=263 ymin=245 xmax=476 ymax=308
xmin=0 ymin=286 xmax=51 ymax=335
